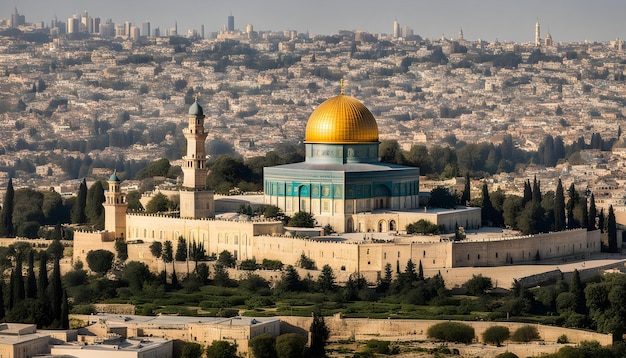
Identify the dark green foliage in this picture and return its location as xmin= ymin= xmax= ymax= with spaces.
xmin=554 ymin=179 xmax=566 ymax=231
xmin=379 ymin=140 xmax=405 ymax=164
xmin=249 ymin=333 xmax=276 ymax=358
xmin=47 ymin=239 xmax=64 ymax=260
xmin=460 ymin=172 xmax=470 ymax=205
xmin=12 ymin=188 xmax=44 ymax=237
xmin=277 ymin=265 xmax=303 ymax=292
xmin=26 ymin=250 xmax=36 ymax=299
xmin=510 ymin=325 xmax=540 ymax=342
xmin=180 ymin=342 xmax=203 ymax=358
xmin=135 ymin=158 xmax=172 ymax=180
xmin=607 ymin=205 xmax=618 ymax=253
xmin=588 ymin=194 xmax=597 ymax=230
xmin=86 ymin=250 xmax=114 ymax=274
xmin=217 ymin=250 xmax=236 ymax=268
xmin=463 ymin=274 xmax=493 ymax=296
xmin=213 ymin=264 xmax=232 ymax=287
xmin=482 ymin=326 xmax=510 ymax=346
xmin=175 ymin=237 xmax=187 ymax=261
xmin=406 ymin=219 xmax=442 ymax=235
xmin=296 ymin=253 xmax=316 ymax=270
xmin=363 ymin=339 xmax=399 ymax=355
xmin=287 ymin=211 xmax=315 ymax=228
xmin=149 ymin=241 xmax=162 ymax=259
xmin=61 ymin=289 xmax=69 ymax=329
xmin=261 ymin=259 xmax=283 ymax=270
xmin=115 ymin=237 xmax=128 ymax=261
xmin=125 ymin=191 xmax=144 ymax=211
xmin=481 ymin=183 xmax=502 ymax=226
xmin=427 ymin=321 xmax=475 ymax=344
xmin=121 ymin=261 xmax=153 ymax=293
xmin=275 ymin=333 xmax=307 ymax=358
xmin=310 ymin=311 xmax=330 ymax=357
xmin=0 ymin=178 xmax=15 ymax=237
xmin=428 ymin=186 xmax=457 ymax=208
xmin=37 ymin=252 xmax=48 ymax=301
xmin=86 ymin=180 xmax=105 ymax=229
xmin=71 ymin=179 xmax=87 ymax=224
xmin=317 ymin=265 xmax=336 ymax=292
xmin=239 ymin=259 xmax=258 ymax=270
xmin=205 ymin=340 xmax=238 ymax=358
xmin=49 ymin=258 xmax=63 ymax=327
xmin=495 ymin=353 xmax=518 ymax=358
xmin=145 ymin=193 xmax=170 ymax=213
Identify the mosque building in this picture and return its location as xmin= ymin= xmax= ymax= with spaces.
xmin=73 ymin=93 xmax=600 ymax=284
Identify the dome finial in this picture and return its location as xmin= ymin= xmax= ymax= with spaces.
xmin=340 ymin=78 xmax=344 ymax=95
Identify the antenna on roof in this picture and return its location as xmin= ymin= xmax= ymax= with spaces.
xmin=340 ymin=78 xmax=344 ymax=95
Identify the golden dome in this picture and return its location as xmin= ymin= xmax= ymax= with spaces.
xmin=305 ymin=95 xmax=379 ymax=143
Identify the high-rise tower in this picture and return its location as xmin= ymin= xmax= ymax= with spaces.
xmin=180 ymin=99 xmax=214 ymax=218
xmin=393 ymin=19 xmax=400 ymax=38
xmin=535 ymin=20 xmax=541 ymax=47
xmin=228 ymin=15 xmax=235 ymax=32
xmin=104 ymin=172 xmax=127 ymax=239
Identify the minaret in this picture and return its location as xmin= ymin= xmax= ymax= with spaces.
xmin=535 ymin=19 xmax=541 ymax=47
xmin=180 ymin=98 xmax=214 ymax=218
xmin=458 ymin=28 xmax=464 ymax=41
xmin=104 ymin=172 xmax=127 ymax=239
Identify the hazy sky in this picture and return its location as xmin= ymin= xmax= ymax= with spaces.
xmin=3 ymin=0 xmax=625 ymax=42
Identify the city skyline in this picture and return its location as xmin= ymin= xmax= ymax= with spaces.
xmin=2 ymin=0 xmax=626 ymax=42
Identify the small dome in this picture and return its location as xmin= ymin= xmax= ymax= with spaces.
xmin=109 ymin=173 xmax=120 ymax=182
xmin=188 ymin=101 xmax=204 ymax=116
xmin=305 ymin=95 xmax=379 ymax=144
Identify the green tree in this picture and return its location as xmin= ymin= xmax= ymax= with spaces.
xmin=317 ymin=264 xmax=336 ymax=292
xmin=115 ymin=237 xmax=128 ymax=261
xmin=26 ymin=250 xmax=36 ymax=299
xmin=310 ymin=311 xmax=330 ymax=357
xmin=217 ymin=250 xmax=236 ymax=268
xmin=379 ymin=140 xmax=405 ymax=164
xmin=86 ymin=250 xmax=114 ymax=274
xmin=296 ymin=253 xmax=316 ymax=270
xmin=37 ymin=252 xmax=48 ymax=301
xmin=205 ymin=340 xmax=238 ymax=358
xmin=427 ymin=322 xmax=475 ymax=344
xmin=461 ymin=172 xmax=471 ymax=205
xmin=503 ymin=195 xmax=524 ymax=229
xmin=463 ymin=274 xmax=493 ymax=296
xmin=121 ymin=261 xmax=152 ymax=293
xmin=510 ymin=325 xmax=540 ymax=342
xmin=180 ymin=342 xmax=203 ymax=358
xmin=287 ymin=211 xmax=315 ymax=228
xmin=588 ymin=193 xmax=597 ymax=231
xmin=145 ymin=193 xmax=170 ymax=213
xmin=608 ymin=205 xmax=618 ymax=253
xmin=47 ymin=239 xmax=64 ymax=260
xmin=275 ymin=333 xmax=307 ymax=358
xmin=428 ymin=186 xmax=457 ymax=209
xmin=554 ymin=179 xmax=566 ymax=231
xmin=0 ymin=178 xmax=15 ymax=237
xmin=86 ymin=180 xmax=105 ymax=229
xmin=135 ymin=158 xmax=172 ymax=180
xmin=277 ymin=265 xmax=303 ymax=292
xmin=406 ymin=219 xmax=441 ymax=235
xmin=481 ymin=183 xmax=502 ymax=226
xmin=566 ymin=183 xmax=580 ymax=229
xmin=71 ymin=179 xmax=87 ymax=224
xmin=49 ymin=257 xmax=63 ymax=327
xmin=482 ymin=326 xmax=510 ymax=346
xmin=162 ymin=240 xmax=174 ymax=273
xmin=249 ymin=333 xmax=276 ymax=358
xmin=175 ymin=237 xmax=187 ymax=261
xmin=213 ymin=263 xmax=231 ymax=287
xmin=61 ymin=289 xmax=69 ymax=329
xmin=125 ymin=191 xmax=144 ymax=211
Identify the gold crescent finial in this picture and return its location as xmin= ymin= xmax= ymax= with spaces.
xmin=194 ymin=93 xmax=200 ymax=102
xmin=340 ymin=78 xmax=344 ymax=95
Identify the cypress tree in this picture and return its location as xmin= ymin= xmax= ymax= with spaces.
xmin=460 ymin=172 xmax=470 ymax=205
xmin=13 ymin=260 xmax=24 ymax=302
xmin=569 ymin=269 xmax=585 ymax=313
xmin=60 ymin=290 xmax=69 ymax=329
xmin=608 ymin=205 xmax=618 ymax=253
xmin=50 ymin=258 xmax=63 ymax=326
xmin=566 ymin=183 xmax=580 ymax=228
xmin=418 ymin=260 xmax=424 ymax=281
xmin=598 ymin=208 xmax=605 ymax=234
xmin=0 ymin=178 xmax=14 ymax=237
xmin=522 ymin=180 xmax=532 ymax=206
xmin=71 ymin=179 xmax=87 ymax=224
xmin=309 ymin=311 xmax=330 ymax=357
xmin=554 ymin=179 xmax=566 ymax=231
xmin=580 ymin=197 xmax=589 ymax=229
xmin=532 ymin=176 xmax=542 ymax=203
xmin=26 ymin=250 xmax=36 ymax=299
xmin=86 ymin=181 xmax=105 ymax=229
xmin=588 ymin=194 xmax=597 ymax=230
xmin=37 ymin=252 xmax=48 ymax=299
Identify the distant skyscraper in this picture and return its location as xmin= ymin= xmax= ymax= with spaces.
xmin=201 ymin=24 xmax=205 ymax=39
xmin=130 ymin=26 xmax=140 ymax=41
xmin=402 ymin=26 xmax=412 ymax=39
xmin=535 ymin=19 xmax=541 ymax=47
xmin=458 ymin=28 xmax=464 ymax=41
xmin=67 ymin=15 xmax=79 ymax=34
xmin=142 ymin=21 xmax=151 ymax=38
xmin=393 ymin=19 xmax=400 ymax=38
xmin=228 ymin=14 xmax=235 ymax=31
xmin=153 ymin=27 xmax=160 ymax=38
xmin=81 ymin=10 xmax=90 ymax=33
xmin=93 ymin=18 xmax=101 ymax=34
xmin=10 ymin=7 xmax=25 ymax=28
xmin=124 ymin=21 xmax=132 ymax=37
xmin=545 ymin=32 xmax=553 ymax=47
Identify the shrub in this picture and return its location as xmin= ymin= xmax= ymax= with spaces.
xmin=495 ymin=353 xmax=519 ymax=358
xmin=427 ymin=322 xmax=475 ymax=344
xmin=557 ymin=334 xmax=569 ymax=344
xmin=511 ymin=325 xmax=540 ymax=342
xmin=482 ymin=326 xmax=510 ymax=346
